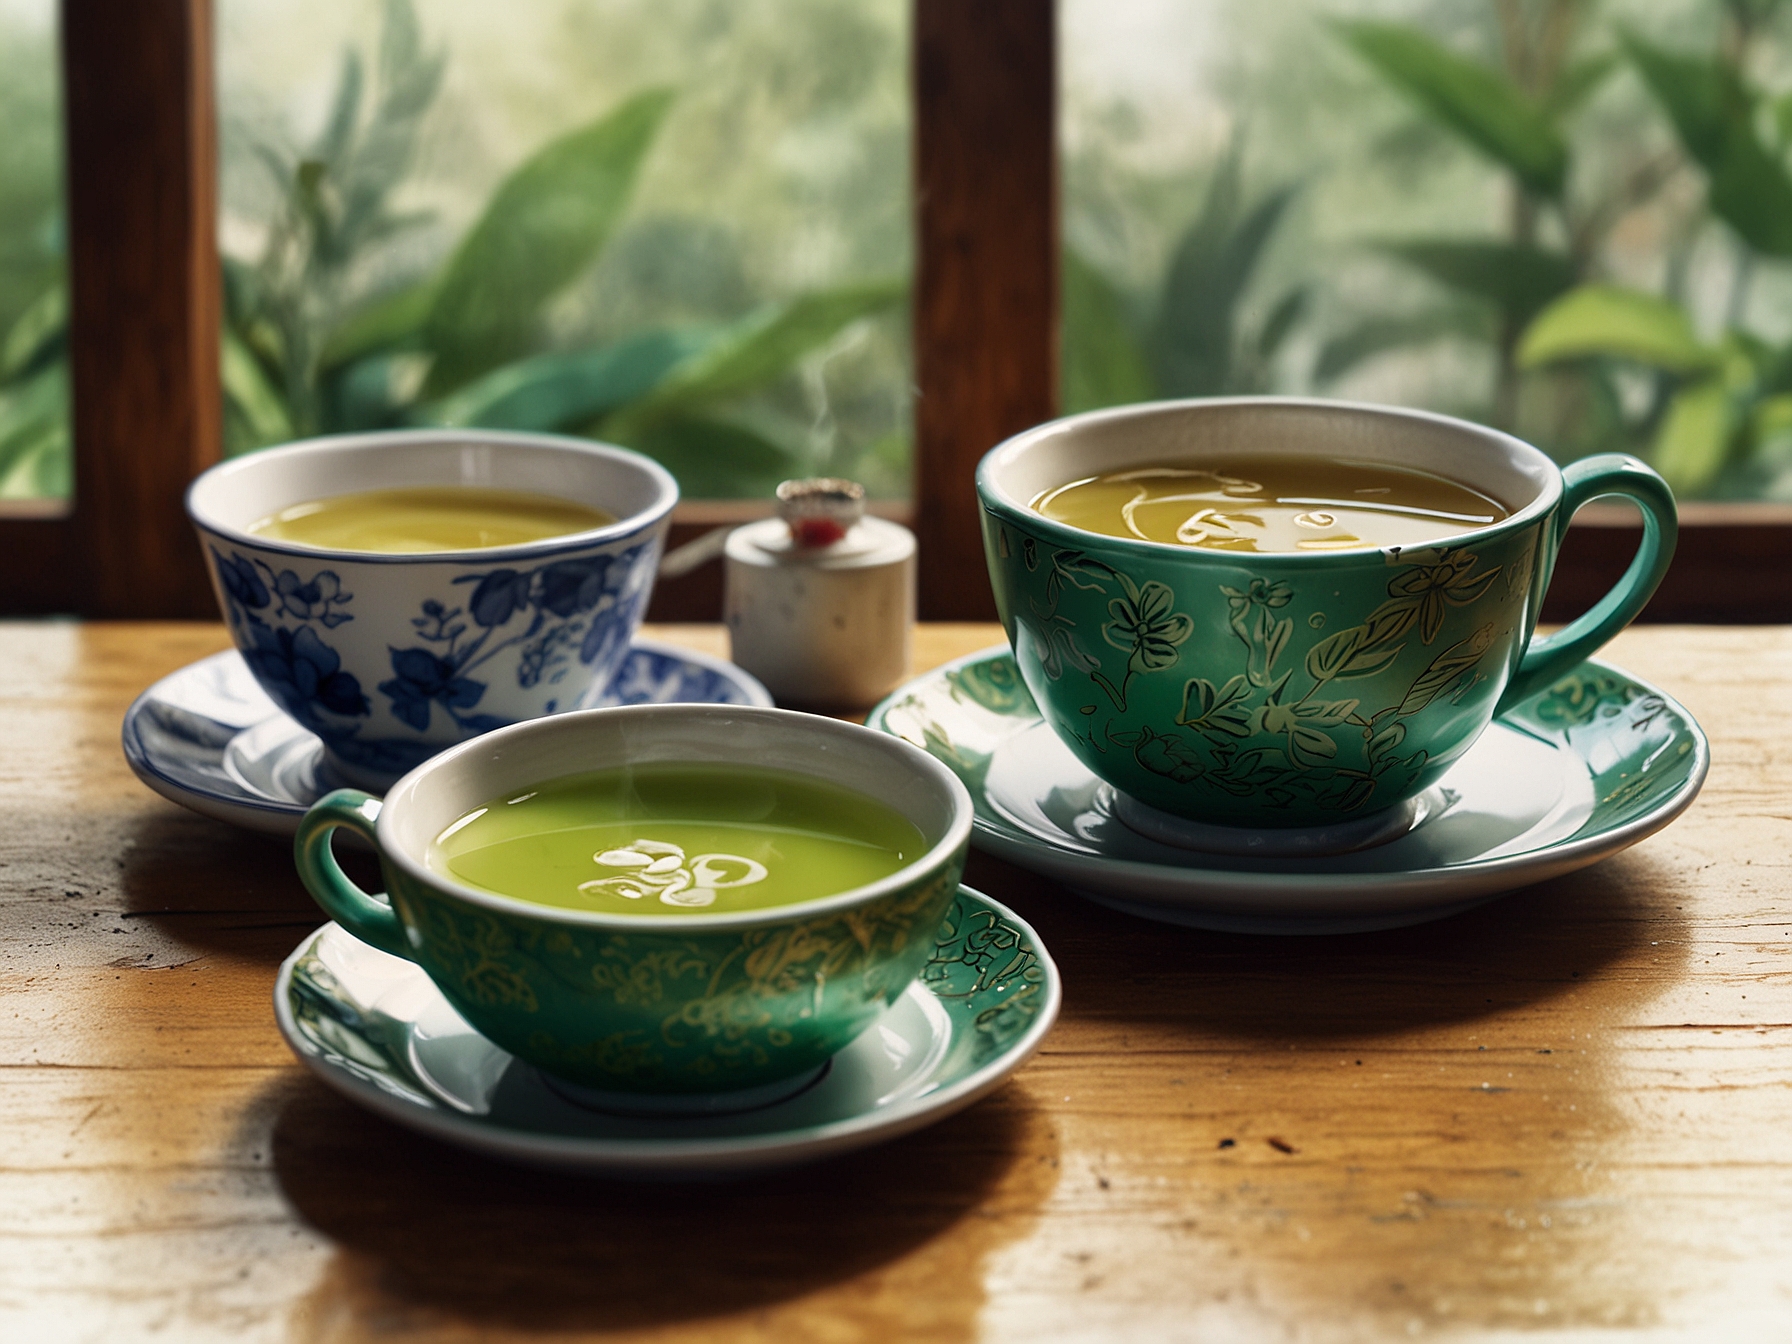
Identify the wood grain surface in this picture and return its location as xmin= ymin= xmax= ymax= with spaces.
xmin=1 ymin=620 xmax=1788 ymax=1341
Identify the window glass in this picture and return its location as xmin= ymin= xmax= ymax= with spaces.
xmin=1062 ymin=1 xmax=1792 ymax=502
xmin=0 ymin=0 xmax=68 ymax=501
xmin=218 ymin=0 xmax=911 ymax=501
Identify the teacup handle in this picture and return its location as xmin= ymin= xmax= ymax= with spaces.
xmin=1495 ymin=453 xmax=1677 ymax=714
xmin=293 ymin=789 xmax=414 ymax=960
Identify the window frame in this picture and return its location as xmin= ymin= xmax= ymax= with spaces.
xmin=4 ymin=0 xmax=221 ymax=618
xmin=2 ymin=0 xmax=1774 ymax=622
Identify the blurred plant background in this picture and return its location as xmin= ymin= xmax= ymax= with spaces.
xmin=216 ymin=0 xmax=911 ymax=500
xmin=12 ymin=1 xmax=1792 ymax=501
xmin=0 ymin=0 xmax=911 ymax=503
xmin=1065 ymin=0 xmax=1792 ymax=500
xmin=0 ymin=0 xmax=67 ymax=499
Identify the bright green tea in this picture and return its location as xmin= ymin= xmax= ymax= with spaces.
xmin=427 ymin=764 xmax=928 ymax=916
xmin=247 ymin=485 xmax=615 ymax=553
xmin=1030 ymin=455 xmax=1509 ymax=553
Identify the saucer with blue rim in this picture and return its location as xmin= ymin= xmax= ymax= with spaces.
xmin=124 ymin=639 xmax=771 ymax=836
xmin=273 ymin=885 xmax=1059 ymax=1178
xmin=867 ymin=646 xmax=1709 ymax=935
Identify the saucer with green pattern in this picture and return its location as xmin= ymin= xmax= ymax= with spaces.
xmin=867 ymin=647 xmax=1707 ymax=935
xmin=274 ymin=885 xmax=1057 ymax=1177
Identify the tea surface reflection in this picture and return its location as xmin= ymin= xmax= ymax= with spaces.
xmin=1030 ymin=454 xmax=1510 ymax=553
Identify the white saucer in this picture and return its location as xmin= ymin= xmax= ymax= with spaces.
xmin=123 ymin=639 xmax=772 ymax=835
xmin=868 ymin=647 xmax=1709 ymax=934
xmin=273 ymin=886 xmax=1059 ymax=1178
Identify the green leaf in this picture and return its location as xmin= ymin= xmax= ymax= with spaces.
xmin=1543 ymin=52 xmax=1620 ymax=118
xmin=1707 ymin=133 xmax=1792 ymax=258
xmin=616 ymin=279 xmax=902 ymax=424
xmin=316 ymin=354 xmax=418 ymax=435
xmin=1245 ymin=608 xmax=1292 ymax=687
xmin=0 ymin=420 xmax=69 ymax=500
xmin=1177 ymin=674 xmax=1251 ymax=736
xmin=378 ymin=0 xmax=425 ymax=93
xmin=418 ymin=328 xmax=716 ymax=432
xmin=1256 ymin=286 xmax=1309 ymax=363
xmin=317 ymin=279 xmax=436 ymax=373
xmin=1752 ymin=392 xmax=1792 ymax=444
xmin=222 ymin=330 xmax=294 ymax=450
xmin=1398 ymin=626 xmax=1493 ymax=716
xmin=1383 ymin=240 xmax=1576 ymax=327
xmin=1340 ymin=642 xmax=1403 ymax=678
xmin=1752 ymin=334 xmax=1792 ymax=398
xmin=1367 ymin=720 xmax=1407 ymax=761
xmin=1517 ymin=285 xmax=1717 ymax=373
xmin=1652 ymin=377 xmax=1733 ymax=495
xmin=1288 ymin=724 xmax=1340 ymax=766
xmin=1293 ymin=698 xmax=1358 ymax=727
xmin=0 ymin=361 xmax=67 ymax=496
xmin=1149 ymin=149 xmax=1299 ymax=396
xmin=1314 ymin=308 xmax=1489 ymax=383
xmin=1774 ymin=89 xmax=1792 ymax=149
xmin=0 ymin=284 xmax=65 ymax=382
xmin=313 ymin=49 xmax=364 ymax=168
xmin=1620 ymin=33 xmax=1733 ymax=168
xmin=1062 ymin=249 xmax=1154 ymax=412
xmin=1337 ymin=20 xmax=1568 ymax=197
xmin=422 ymin=87 xmax=675 ymax=394
xmin=1623 ymin=32 xmax=1792 ymax=257
xmin=615 ymin=414 xmax=798 ymax=499
xmin=1362 ymin=596 xmax=1422 ymax=652
xmin=330 ymin=0 xmax=444 ymax=259
xmin=1305 ymin=626 xmax=1367 ymax=683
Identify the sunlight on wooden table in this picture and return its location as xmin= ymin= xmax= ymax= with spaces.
xmin=1 ymin=620 xmax=1788 ymax=1341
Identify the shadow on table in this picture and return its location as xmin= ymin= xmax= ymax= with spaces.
xmin=269 ymin=1075 xmax=1054 ymax=1336
xmin=966 ymin=844 xmax=1693 ymax=1040
xmin=114 ymin=806 xmax=367 ymax=963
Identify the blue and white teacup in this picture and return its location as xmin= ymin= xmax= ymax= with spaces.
xmin=187 ymin=429 xmax=677 ymax=789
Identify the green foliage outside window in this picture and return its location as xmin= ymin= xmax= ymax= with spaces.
xmin=0 ymin=0 xmax=909 ymax=504
xmin=1063 ymin=0 xmax=1792 ymax=502
xmin=17 ymin=3 xmax=1792 ymax=505
xmin=0 ymin=6 xmax=66 ymax=500
xmin=222 ymin=0 xmax=905 ymax=500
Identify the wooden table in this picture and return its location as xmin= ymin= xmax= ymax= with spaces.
xmin=2 ymin=621 xmax=1787 ymax=1341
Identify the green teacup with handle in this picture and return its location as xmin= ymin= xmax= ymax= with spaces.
xmin=977 ymin=397 xmax=1676 ymax=832
xmin=293 ymin=703 xmax=972 ymax=1102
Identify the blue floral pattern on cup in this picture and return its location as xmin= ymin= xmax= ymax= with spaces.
xmin=208 ymin=537 xmax=656 ymax=781
xmin=212 ymin=549 xmax=371 ymax=736
xmin=375 ymin=547 xmax=649 ymax=732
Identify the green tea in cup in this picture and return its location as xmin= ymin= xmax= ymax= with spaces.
xmin=246 ymin=485 xmax=615 ymax=553
xmin=293 ymin=702 xmax=971 ymax=1094
xmin=979 ymin=397 xmax=1678 ymax=830
xmin=428 ymin=763 xmax=928 ymax=915
xmin=1029 ymin=454 xmax=1510 ymax=553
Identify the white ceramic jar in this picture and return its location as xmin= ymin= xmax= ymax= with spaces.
xmin=724 ymin=481 xmax=915 ymax=708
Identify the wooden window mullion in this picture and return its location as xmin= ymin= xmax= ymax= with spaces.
xmin=60 ymin=0 xmax=221 ymax=617
xmin=913 ymin=0 xmax=1057 ymax=621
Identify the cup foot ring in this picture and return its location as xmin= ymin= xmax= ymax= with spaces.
xmin=538 ymin=1059 xmax=832 ymax=1118
xmin=1110 ymin=786 xmax=1445 ymax=858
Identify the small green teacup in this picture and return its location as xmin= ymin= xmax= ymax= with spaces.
xmin=978 ymin=397 xmax=1677 ymax=831
xmin=293 ymin=704 xmax=972 ymax=1101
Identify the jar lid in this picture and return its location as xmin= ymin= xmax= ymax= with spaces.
xmin=776 ymin=478 xmax=865 ymax=548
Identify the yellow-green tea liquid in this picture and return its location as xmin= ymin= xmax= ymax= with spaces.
xmin=427 ymin=764 xmax=927 ymax=915
xmin=1030 ymin=455 xmax=1509 ymax=553
xmin=247 ymin=486 xmax=615 ymax=553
